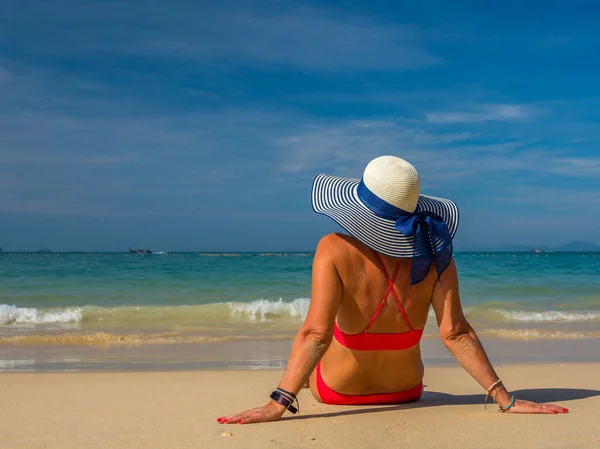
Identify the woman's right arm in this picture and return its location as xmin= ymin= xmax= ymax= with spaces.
xmin=431 ymin=259 xmax=568 ymax=414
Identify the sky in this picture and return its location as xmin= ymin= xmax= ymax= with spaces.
xmin=1 ymin=0 xmax=600 ymax=251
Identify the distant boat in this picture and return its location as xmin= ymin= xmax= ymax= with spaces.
xmin=128 ymin=248 xmax=153 ymax=255
xmin=531 ymin=249 xmax=545 ymax=253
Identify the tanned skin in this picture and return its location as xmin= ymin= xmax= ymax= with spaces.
xmin=218 ymin=234 xmax=567 ymax=424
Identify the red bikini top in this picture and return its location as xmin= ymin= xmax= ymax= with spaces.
xmin=333 ymin=253 xmax=424 ymax=351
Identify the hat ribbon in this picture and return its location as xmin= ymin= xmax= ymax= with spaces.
xmin=357 ymin=179 xmax=453 ymax=285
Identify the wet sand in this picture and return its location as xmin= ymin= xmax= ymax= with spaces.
xmin=2 ymin=334 xmax=600 ymax=372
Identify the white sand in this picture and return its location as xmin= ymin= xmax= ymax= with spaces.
xmin=1 ymin=363 xmax=599 ymax=449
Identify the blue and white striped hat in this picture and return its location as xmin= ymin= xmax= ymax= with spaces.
xmin=311 ymin=156 xmax=459 ymax=283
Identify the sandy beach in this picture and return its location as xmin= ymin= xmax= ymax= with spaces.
xmin=1 ymin=363 xmax=598 ymax=449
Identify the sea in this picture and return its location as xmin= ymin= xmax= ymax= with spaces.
xmin=1 ymin=252 xmax=599 ymax=372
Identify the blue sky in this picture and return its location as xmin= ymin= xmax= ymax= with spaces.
xmin=1 ymin=0 xmax=600 ymax=251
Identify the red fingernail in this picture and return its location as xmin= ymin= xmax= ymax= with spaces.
xmin=238 ymin=420 xmax=242 ymax=424
xmin=217 ymin=418 xmax=222 ymax=422
xmin=223 ymin=419 xmax=229 ymax=423
xmin=563 ymin=408 xmax=569 ymax=412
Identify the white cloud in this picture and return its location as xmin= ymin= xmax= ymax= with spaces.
xmin=273 ymin=119 xmax=600 ymax=190
xmin=548 ymin=158 xmax=600 ymax=176
xmin=0 ymin=101 xmax=308 ymax=216
xmin=149 ymin=13 xmax=442 ymax=71
xmin=276 ymin=119 xmax=510 ymax=175
xmin=276 ymin=121 xmax=406 ymax=174
xmin=426 ymin=104 xmax=536 ymax=123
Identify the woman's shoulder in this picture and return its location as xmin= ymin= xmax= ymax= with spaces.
xmin=316 ymin=233 xmax=367 ymax=259
xmin=317 ymin=232 xmax=353 ymax=248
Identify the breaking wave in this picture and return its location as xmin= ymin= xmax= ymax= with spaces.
xmin=229 ymin=298 xmax=310 ymax=322
xmin=1 ymin=300 xmax=598 ymax=330
xmin=0 ymin=304 xmax=82 ymax=325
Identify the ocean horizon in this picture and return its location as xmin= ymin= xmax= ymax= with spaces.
xmin=2 ymin=248 xmax=599 ymax=253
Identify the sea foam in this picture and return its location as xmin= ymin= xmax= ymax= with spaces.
xmin=229 ymin=298 xmax=310 ymax=322
xmin=0 ymin=304 xmax=82 ymax=325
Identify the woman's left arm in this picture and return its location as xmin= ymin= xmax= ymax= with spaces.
xmin=432 ymin=259 xmax=568 ymax=414
xmin=217 ymin=235 xmax=342 ymax=424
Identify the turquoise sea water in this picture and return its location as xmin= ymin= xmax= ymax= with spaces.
xmin=1 ymin=252 xmax=599 ymax=371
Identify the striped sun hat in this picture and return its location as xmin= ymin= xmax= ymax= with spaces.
xmin=311 ymin=155 xmax=459 ymax=284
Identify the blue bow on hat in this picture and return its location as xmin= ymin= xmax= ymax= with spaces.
xmin=357 ymin=180 xmax=453 ymax=285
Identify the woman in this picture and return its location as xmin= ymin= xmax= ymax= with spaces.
xmin=218 ymin=156 xmax=568 ymax=424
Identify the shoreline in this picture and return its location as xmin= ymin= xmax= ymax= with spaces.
xmin=2 ymin=335 xmax=600 ymax=373
xmin=1 ymin=363 xmax=599 ymax=449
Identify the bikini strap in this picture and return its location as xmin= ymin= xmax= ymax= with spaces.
xmin=364 ymin=253 xmax=414 ymax=332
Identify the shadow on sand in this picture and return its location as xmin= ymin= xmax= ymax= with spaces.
xmin=285 ymin=388 xmax=600 ymax=421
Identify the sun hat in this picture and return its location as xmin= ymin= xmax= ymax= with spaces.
xmin=311 ymin=155 xmax=459 ymax=284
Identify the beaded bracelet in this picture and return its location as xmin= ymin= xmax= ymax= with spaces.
xmin=499 ymin=395 xmax=516 ymax=413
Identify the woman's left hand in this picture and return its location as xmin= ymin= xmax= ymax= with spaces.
xmin=217 ymin=401 xmax=286 ymax=425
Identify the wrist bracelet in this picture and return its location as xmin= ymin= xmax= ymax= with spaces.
xmin=275 ymin=388 xmax=297 ymax=406
xmin=276 ymin=387 xmax=297 ymax=399
xmin=499 ymin=395 xmax=516 ymax=413
xmin=484 ymin=379 xmax=503 ymax=409
xmin=270 ymin=391 xmax=299 ymax=414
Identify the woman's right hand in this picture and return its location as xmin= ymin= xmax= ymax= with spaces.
xmin=504 ymin=398 xmax=569 ymax=414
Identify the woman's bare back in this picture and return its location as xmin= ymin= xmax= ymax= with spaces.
xmin=309 ymin=233 xmax=438 ymax=400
